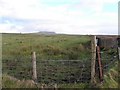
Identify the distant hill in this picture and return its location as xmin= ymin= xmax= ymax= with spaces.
xmin=36 ymin=31 xmax=56 ymax=35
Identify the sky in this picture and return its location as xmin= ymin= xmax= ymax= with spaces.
xmin=0 ymin=0 xmax=119 ymax=35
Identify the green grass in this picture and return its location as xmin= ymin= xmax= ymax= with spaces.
xmin=2 ymin=74 xmax=90 ymax=88
xmin=2 ymin=74 xmax=36 ymax=88
xmin=2 ymin=34 xmax=91 ymax=60
xmin=100 ymin=62 xmax=118 ymax=88
xmin=3 ymin=64 xmax=118 ymax=88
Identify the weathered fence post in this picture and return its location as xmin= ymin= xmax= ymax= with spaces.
xmin=91 ymin=35 xmax=96 ymax=85
xmin=54 ymin=84 xmax=58 ymax=90
xmin=32 ymin=52 xmax=37 ymax=82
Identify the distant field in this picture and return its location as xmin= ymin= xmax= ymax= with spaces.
xmin=2 ymin=33 xmax=91 ymax=60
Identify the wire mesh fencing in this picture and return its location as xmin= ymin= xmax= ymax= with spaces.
xmin=36 ymin=60 xmax=91 ymax=84
xmin=2 ymin=56 xmax=33 ymax=80
xmin=3 ymin=59 xmax=91 ymax=85
xmin=95 ymin=47 xmax=118 ymax=81
xmin=2 ymin=48 xmax=118 ymax=84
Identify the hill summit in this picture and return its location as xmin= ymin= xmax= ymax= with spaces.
xmin=37 ymin=31 xmax=56 ymax=35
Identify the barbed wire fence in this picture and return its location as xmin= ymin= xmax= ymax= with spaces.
xmin=2 ymin=36 xmax=119 ymax=88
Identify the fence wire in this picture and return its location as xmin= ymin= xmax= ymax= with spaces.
xmin=95 ymin=47 xmax=118 ymax=79
xmin=2 ymin=47 xmax=118 ymax=87
xmin=3 ymin=59 xmax=91 ymax=84
xmin=36 ymin=60 xmax=91 ymax=84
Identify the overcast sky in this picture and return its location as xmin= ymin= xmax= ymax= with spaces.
xmin=0 ymin=0 xmax=118 ymax=35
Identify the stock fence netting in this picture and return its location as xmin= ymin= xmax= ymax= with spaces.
xmin=3 ymin=56 xmax=32 ymax=80
xmin=36 ymin=60 xmax=91 ymax=84
xmin=95 ymin=47 xmax=118 ymax=78
xmin=3 ymin=49 xmax=118 ymax=85
xmin=2 ymin=46 xmax=118 ymax=86
xmin=3 ymin=58 xmax=91 ymax=84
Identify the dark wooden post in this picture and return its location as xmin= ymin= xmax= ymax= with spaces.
xmin=91 ymin=35 xmax=96 ymax=85
xmin=96 ymin=46 xmax=103 ymax=82
xmin=32 ymin=52 xmax=37 ymax=82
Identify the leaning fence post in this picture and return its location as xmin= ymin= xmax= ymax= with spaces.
xmin=91 ymin=35 xmax=96 ymax=85
xmin=32 ymin=52 xmax=37 ymax=82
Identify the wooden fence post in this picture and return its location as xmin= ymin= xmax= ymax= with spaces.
xmin=32 ymin=52 xmax=37 ymax=82
xmin=91 ymin=35 xmax=96 ymax=85
xmin=54 ymin=84 xmax=58 ymax=90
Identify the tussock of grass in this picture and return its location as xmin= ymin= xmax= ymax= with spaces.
xmin=2 ymin=74 xmax=36 ymax=88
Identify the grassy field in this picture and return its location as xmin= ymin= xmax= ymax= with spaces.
xmin=2 ymin=33 xmax=91 ymax=60
xmin=2 ymin=33 xmax=118 ymax=88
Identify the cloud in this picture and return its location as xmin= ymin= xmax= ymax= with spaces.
xmin=0 ymin=0 xmax=118 ymax=35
